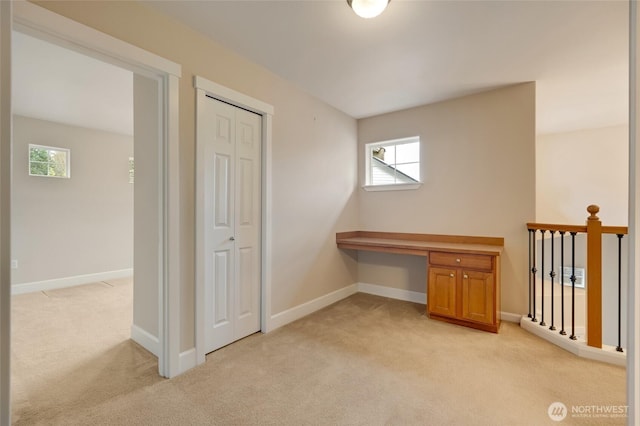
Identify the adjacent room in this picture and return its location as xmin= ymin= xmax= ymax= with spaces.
xmin=9 ymin=29 xmax=166 ymax=422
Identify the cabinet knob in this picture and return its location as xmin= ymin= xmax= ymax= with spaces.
xmin=464 ymin=274 xmax=469 ymax=279
xmin=456 ymin=258 xmax=461 ymax=263
xmin=449 ymin=273 xmax=454 ymax=277
xmin=230 ymin=236 xmax=235 ymax=241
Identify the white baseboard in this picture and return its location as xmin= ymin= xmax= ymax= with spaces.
xmin=519 ymin=316 xmax=625 ymax=366
xmin=131 ymin=324 xmax=159 ymax=357
xmin=357 ymin=282 xmax=426 ymax=305
xmin=179 ymin=348 xmax=197 ymax=375
xmin=264 ymin=282 xmax=527 ymax=337
xmin=268 ymin=283 xmax=358 ymax=331
xmin=500 ymin=311 xmax=523 ymax=323
xmin=11 ymin=268 xmax=133 ymax=295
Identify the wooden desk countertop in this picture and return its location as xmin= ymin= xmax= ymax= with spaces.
xmin=336 ymin=231 xmax=504 ymax=257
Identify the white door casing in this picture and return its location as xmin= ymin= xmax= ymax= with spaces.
xmin=9 ymin=2 xmax=182 ymax=380
xmin=203 ymin=96 xmax=261 ymax=353
xmin=195 ymin=75 xmax=274 ymax=365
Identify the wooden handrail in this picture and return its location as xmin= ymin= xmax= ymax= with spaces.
xmin=602 ymin=226 xmax=629 ymax=235
xmin=526 ymin=205 xmax=627 ymax=349
xmin=526 ymin=223 xmax=587 ymax=233
xmin=527 ymin=223 xmax=628 ymax=235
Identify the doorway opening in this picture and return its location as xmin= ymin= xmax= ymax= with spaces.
xmin=3 ymin=2 xmax=183 ymax=423
xmin=9 ymin=29 xmax=163 ymax=422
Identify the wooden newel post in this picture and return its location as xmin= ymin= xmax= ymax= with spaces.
xmin=586 ymin=204 xmax=602 ymax=348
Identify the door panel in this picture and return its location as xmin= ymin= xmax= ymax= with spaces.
xmin=238 ymin=158 xmax=254 ymax=226
xmin=428 ymin=267 xmax=457 ymax=318
xmin=237 ymin=246 xmax=253 ymax=318
xmin=204 ymin=97 xmax=261 ymax=354
xmin=204 ymin=98 xmax=236 ymax=351
xmin=234 ymin=108 xmax=261 ymax=339
xmin=213 ymin=250 xmax=231 ymax=326
xmin=462 ymin=271 xmax=494 ymax=324
xmin=214 ymin=154 xmax=231 ymax=227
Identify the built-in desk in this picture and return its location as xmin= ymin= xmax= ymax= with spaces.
xmin=336 ymin=231 xmax=504 ymax=333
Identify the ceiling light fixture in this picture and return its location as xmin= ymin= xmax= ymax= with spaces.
xmin=347 ymin=0 xmax=390 ymax=19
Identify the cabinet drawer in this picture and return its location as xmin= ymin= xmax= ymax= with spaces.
xmin=429 ymin=251 xmax=493 ymax=271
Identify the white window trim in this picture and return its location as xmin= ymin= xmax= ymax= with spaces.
xmin=363 ymin=182 xmax=422 ymax=192
xmin=28 ymin=144 xmax=70 ymax=178
xmin=363 ymin=135 xmax=422 ymax=191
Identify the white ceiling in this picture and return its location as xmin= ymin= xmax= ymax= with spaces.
xmin=11 ymin=1 xmax=629 ymax=136
xmin=146 ymin=0 xmax=629 ymax=134
xmin=12 ymin=31 xmax=133 ymax=136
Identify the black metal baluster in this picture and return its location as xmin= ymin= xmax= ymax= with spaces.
xmin=540 ymin=230 xmax=547 ymax=326
xmin=549 ymin=230 xmax=556 ymax=331
xmin=528 ymin=229 xmax=533 ymax=318
xmin=570 ymin=232 xmax=577 ymax=340
xmin=532 ymin=229 xmax=538 ymax=323
xmin=616 ymin=234 xmax=624 ymax=352
xmin=559 ymin=231 xmax=567 ymax=335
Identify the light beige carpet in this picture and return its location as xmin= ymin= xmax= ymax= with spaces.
xmin=11 ymin=278 xmax=161 ymax=424
xmin=11 ymin=282 xmax=626 ymax=425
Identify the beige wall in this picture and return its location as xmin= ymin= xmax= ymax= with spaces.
xmin=33 ymin=1 xmax=360 ymax=351
xmin=12 ymin=115 xmax=133 ymax=285
xmin=536 ymin=124 xmax=629 ymax=347
xmin=537 ymin=124 xmax=628 ymax=226
xmin=356 ymin=83 xmax=536 ymax=314
xmin=132 ymin=74 xmax=160 ymax=338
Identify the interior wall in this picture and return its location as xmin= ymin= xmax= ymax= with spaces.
xmin=357 ymin=83 xmax=536 ymax=315
xmin=537 ymin=124 xmax=629 ymax=226
xmin=132 ymin=74 xmax=159 ymax=338
xmin=33 ymin=1 xmax=360 ymax=351
xmin=11 ymin=115 xmax=133 ymax=286
xmin=0 ymin=3 xmax=12 ymax=422
xmin=536 ymin=124 xmax=629 ymax=347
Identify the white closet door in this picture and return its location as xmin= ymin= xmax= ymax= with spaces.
xmin=203 ymin=96 xmax=261 ymax=353
xmin=233 ymin=108 xmax=262 ymax=340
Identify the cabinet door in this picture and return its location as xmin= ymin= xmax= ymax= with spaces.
xmin=461 ymin=270 xmax=494 ymax=324
xmin=428 ymin=267 xmax=457 ymax=318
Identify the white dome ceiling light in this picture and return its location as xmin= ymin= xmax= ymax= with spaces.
xmin=347 ymin=0 xmax=390 ymax=19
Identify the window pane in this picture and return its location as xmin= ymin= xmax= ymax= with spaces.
xmin=30 ymin=148 xmax=49 ymax=162
xmin=371 ymin=159 xmax=396 ymax=185
xmin=383 ymin=145 xmax=396 ymax=164
xmin=366 ymin=137 xmax=421 ymax=187
xmin=29 ymin=145 xmax=69 ymax=178
xmin=395 ymin=142 xmax=419 ymax=164
xmin=49 ymin=151 xmax=68 ymax=177
xmin=396 ymin=163 xmax=420 ymax=181
xmin=30 ymin=162 xmax=48 ymax=176
xmin=49 ymin=162 xmax=66 ymax=177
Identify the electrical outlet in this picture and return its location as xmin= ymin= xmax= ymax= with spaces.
xmin=11 ymin=260 xmax=18 ymax=269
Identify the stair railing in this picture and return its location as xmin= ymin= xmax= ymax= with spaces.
xmin=526 ymin=205 xmax=628 ymax=349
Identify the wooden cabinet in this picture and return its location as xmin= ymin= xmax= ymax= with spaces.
xmin=335 ymin=231 xmax=503 ymax=334
xmin=427 ymin=251 xmax=500 ymax=333
xmin=428 ymin=267 xmax=457 ymax=318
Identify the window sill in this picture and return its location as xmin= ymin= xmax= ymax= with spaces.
xmin=362 ymin=183 xmax=422 ymax=192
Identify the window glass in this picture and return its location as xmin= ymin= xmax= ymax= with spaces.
xmin=29 ymin=145 xmax=70 ymax=178
xmin=366 ymin=137 xmax=420 ymax=187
